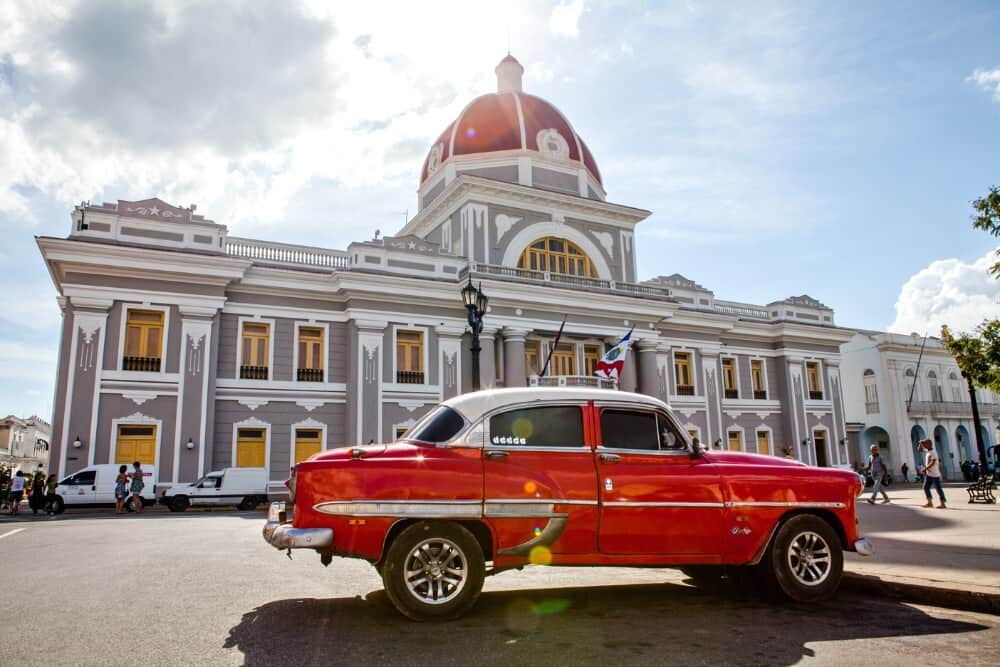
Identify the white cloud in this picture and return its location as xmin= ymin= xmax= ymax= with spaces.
xmin=550 ymin=0 xmax=584 ymax=37
xmin=888 ymin=249 xmax=1000 ymax=335
xmin=968 ymin=67 xmax=1000 ymax=101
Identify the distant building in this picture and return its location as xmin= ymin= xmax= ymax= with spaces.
xmin=37 ymin=56 xmax=854 ymax=493
xmin=0 ymin=415 xmax=51 ymax=473
xmin=841 ymin=331 xmax=999 ymax=479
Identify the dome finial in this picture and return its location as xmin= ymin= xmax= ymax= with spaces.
xmin=495 ymin=53 xmax=524 ymax=94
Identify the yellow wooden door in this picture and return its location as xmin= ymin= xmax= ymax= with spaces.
xmin=727 ymin=431 xmax=742 ymax=452
xmin=756 ymin=431 xmax=771 ymax=456
xmin=236 ymin=429 xmax=266 ymax=467
xmin=116 ymin=426 xmax=156 ymax=464
xmin=294 ymin=429 xmax=322 ymax=464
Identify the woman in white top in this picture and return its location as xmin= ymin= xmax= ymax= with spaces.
xmin=918 ymin=438 xmax=946 ymax=509
xmin=8 ymin=471 xmax=26 ymax=515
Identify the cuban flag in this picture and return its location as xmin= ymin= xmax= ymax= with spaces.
xmin=595 ymin=329 xmax=633 ymax=380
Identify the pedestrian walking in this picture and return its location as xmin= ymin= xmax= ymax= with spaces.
xmin=9 ymin=471 xmax=26 ymax=515
xmin=129 ymin=461 xmax=145 ymax=513
xmin=901 ymin=462 xmax=909 ymax=483
xmin=28 ymin=471 xmax=45 ymax=515
xmin=863 ymin=444 xmax=890 ymax=504
xmin=114 ymin=465 xmax=129 ymax=514
xmin=918 ymin=438 xmax=946 ymax=508
xmin=44 ymin=474 xmax=58 ymax=515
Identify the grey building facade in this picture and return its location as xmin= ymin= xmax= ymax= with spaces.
xmin=37 ymin=56 xmax=854 ymax=493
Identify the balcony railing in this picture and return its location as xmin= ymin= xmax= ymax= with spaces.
xmin=724 ymin=389 xmax=739 ymax=400
xmin=676 ymin=386 xmax=695 ymax=396
xmin=907 ymin=400 xmax=999 ymax=417
xmin=297 ymin=368 xmax=323 ymax=382
xmin=865 ymin=401 xmax=880 ymax=414
xmin=753 ymin=390 xmax=768 ymax=400
xmin=397 ymin=370 xmax=425 ymax=384
xmin=529 ymin=375 xmax=617 ymax=389
xmin=240 ymin=366 xmax=269 ymax=380
xmin=122 ymin=356 xmax=161 ymax=372
xmin=461 ymin=263 xmax=673 ymax=301
xmin=809 ymin=391 xmax=824 ymax=400
xmin=712 ymin=301 xmax=771 ymax=320
xmin=226 ymin=237 xmax=350 ymax=270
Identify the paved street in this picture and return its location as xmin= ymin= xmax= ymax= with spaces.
xmin=1 ymin=510 xmax=998 ymax=666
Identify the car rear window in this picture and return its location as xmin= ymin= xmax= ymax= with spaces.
xmin=406 ymin=406 xmax=466 ymax=443
xmin=489 ymin=405 xmax=584 ymax=447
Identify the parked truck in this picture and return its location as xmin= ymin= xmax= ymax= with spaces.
xmin=160 ymin=467 xmax=267 ymax=512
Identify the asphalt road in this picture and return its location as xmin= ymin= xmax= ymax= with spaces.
xmin=1 ymin=511 xmax=997 ymax=666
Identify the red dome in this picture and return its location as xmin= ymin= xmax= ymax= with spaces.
xmin=420 ymin=90 xmax=602 ymax=187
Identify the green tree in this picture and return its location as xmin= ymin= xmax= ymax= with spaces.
xmin=941 ymin=322 xmax=1000 ymax=393
xmin=971 ymin=185 xmax=1000 ymax=276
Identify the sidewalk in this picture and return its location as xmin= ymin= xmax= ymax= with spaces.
xmin=843 ymin=482 xmax=1000 ymax=614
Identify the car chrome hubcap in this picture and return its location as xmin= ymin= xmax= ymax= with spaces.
xmin=787 ymin=531 xmax=832 ymax=586
xmin=404 ymin=538 xmax=468 ymax=605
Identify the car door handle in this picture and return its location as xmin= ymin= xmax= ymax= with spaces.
xmin=599 ymin=453 xmax=621 ymax=463
xmin=485 ymin=450 xmax=509 ymax=459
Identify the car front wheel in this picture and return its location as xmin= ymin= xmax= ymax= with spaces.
xmin=764 ymin=515 xmax=843 ymax=602
xmin=381 ymin=521 xmax=485 ymax=621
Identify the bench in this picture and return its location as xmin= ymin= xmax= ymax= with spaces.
xmin=967 ymin=474 xmax=996 ymax=504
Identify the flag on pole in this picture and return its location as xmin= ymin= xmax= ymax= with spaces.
xmin=594 ymin=329 xmax=633 ymax=380
xmin=539 ymin=317 xmax=567 ymax=377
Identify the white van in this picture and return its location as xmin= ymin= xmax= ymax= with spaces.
xmin=51 ymin=463 xmax=156 ymax=514
xmin=160 ymin=467 xmax=267 ymax=512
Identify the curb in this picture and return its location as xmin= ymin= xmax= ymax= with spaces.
xmin=842 ymin=572 xmax=1000 ymax=616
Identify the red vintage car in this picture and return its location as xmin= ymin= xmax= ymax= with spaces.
xmin=263 ymin=387 xmax=872 ymax=620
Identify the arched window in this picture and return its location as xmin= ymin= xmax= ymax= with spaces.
xmin=928 ymin=370 xmax=943 ymax=402
xmin=518 ymin=237 xmax=597 ymax=277
xmin=863 ymin=369 xmax=878 ymax=413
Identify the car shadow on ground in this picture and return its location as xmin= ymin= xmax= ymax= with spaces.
xmin=223 ymin=582 xmax=989 ymax=666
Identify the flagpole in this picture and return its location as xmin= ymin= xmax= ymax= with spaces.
xmin=539 ymin=317 xmax=567 ymax=378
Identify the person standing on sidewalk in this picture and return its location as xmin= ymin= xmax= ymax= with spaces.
xmin=901 ymin=462 xmax=909 ymax=483
xmin=129 ymin=461 xmax=145 ymax=513
xmin=864 ymin=444 xmax=890 ymax=504
xmin=8 ymin=471 xmax=25 ymax=515
xmin=918 ymin=438 xmax=946 ymax=509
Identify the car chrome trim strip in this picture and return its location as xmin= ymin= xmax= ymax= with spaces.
xmin=725 ymin=501 xmax=846 ymax=509
xmin=484 ymin=498 xmax=598 ymax=506
xmin=603 ymin=501 xmax=726 ymax=508
xmin=496 ymin=517 xmax=569 ymax=556
xmin=314 ymin=500 xmax=482 ymax=518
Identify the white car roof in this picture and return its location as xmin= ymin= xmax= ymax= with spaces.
xmin=441 ymin=387 xmax=669 ymax=423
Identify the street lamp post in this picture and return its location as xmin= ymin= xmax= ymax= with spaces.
xmin=461 ymin=277 xmax=488 ymax=392
xmin=962 ymin=370 xmax=990 ymax=478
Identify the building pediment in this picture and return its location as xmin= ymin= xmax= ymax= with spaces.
xmin=118 ymin=198 xmax=195 ymax=223
xmin=382 ymin=235 xmax=444 ymax=256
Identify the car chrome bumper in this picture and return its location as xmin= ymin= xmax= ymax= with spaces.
xmin=853 ymin=537 xmax=875 ymax=556
xmin=262 ymin=502 xmax=333 ymax=550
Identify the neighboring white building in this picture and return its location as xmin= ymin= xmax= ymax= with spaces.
xmin=841 ymin=331 xmax=999 ymax=480
xmin=0 ymin=415 xmax=52 ymax=474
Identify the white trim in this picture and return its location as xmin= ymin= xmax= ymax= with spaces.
xmin=232 ymin=416 xmax=271 ymax=473
xmin=670 ymin=347 xmax=698 ymax=396
xmin=750 ymin=356 xmax=769 ymax=399
xmin=499 ymin=221 xmax=614 ymax=281
xmin=391 ymin=324 xmax=431 ymax=388
xmin=811 ymin=425 xmax=832 ymax=467
xmin=85 ymin=314 xmax=109 ymax=467
xmin=110 ymin=413 xmax=163 ymax=483
xmin=117 ymin=304 xmax=171 ymax=375
xmin=58 ymin=315 xmax=81 ymax=479
xmin=236 ymin=315 xmax=276 ymax=381
xmin=292 ymin=320 xmax=329 ymax=384
xmin=290 ymin=418 xmax=328 ymax=470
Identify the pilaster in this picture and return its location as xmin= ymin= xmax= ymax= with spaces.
xmin=436 ymin=324 xmax=464 ymax=399
xmin=503 ymin=327 xmax=530 ymax=388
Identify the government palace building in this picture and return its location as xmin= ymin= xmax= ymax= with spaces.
xmin=37 ymin=56 xmax=856 ymax=493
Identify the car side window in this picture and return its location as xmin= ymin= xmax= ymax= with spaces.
xmin=601 ymin=409 xmax=659 ymax=451
xmin=657 ymin=412 xmax=686 ymax=451
xmin=489 ymin=406 xmax=584 ymax=447
xmin=66 ymin=471 xmax=96 ymax=486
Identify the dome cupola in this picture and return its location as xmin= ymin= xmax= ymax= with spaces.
xmin=419 ymin=55 xmax=603 ymax=205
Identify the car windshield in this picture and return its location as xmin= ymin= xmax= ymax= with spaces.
xmin=403 ymin=406 xmax=466 ymax=444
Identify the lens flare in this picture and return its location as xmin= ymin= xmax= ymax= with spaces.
xmin=533 ymin=525 xmax=542 ymax=537
xmin=512 ymin=418 xmax=533 ymax=440
xmin=465 ymin=127 xmax=477 ymax=139
xmin=524 ymin=481 xmax=537 ymax=494
xmin=529 ymin=545 xmax=552 ymax=565
xmin=530 ymin=599 xmax=570 ymax=616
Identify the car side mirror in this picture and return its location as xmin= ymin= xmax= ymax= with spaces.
xmin=689 ymin=445 xmax=703 ymax=460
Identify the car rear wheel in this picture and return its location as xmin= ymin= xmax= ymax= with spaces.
xmin=239 ymin=496 xmax=258 ymax=511
xmin=381 ymin=521 xmax=484 ymax=621
xmin=764 ymin=515 xmax=843 ymax=602
xmin=48 ymin=496 xmax=65 ymax=515
xmin=170 ymin=496 xmax=190 ymax=512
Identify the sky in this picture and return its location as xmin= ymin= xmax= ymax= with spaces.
xmin=0 ymin=0 xmax=998 ymax=418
